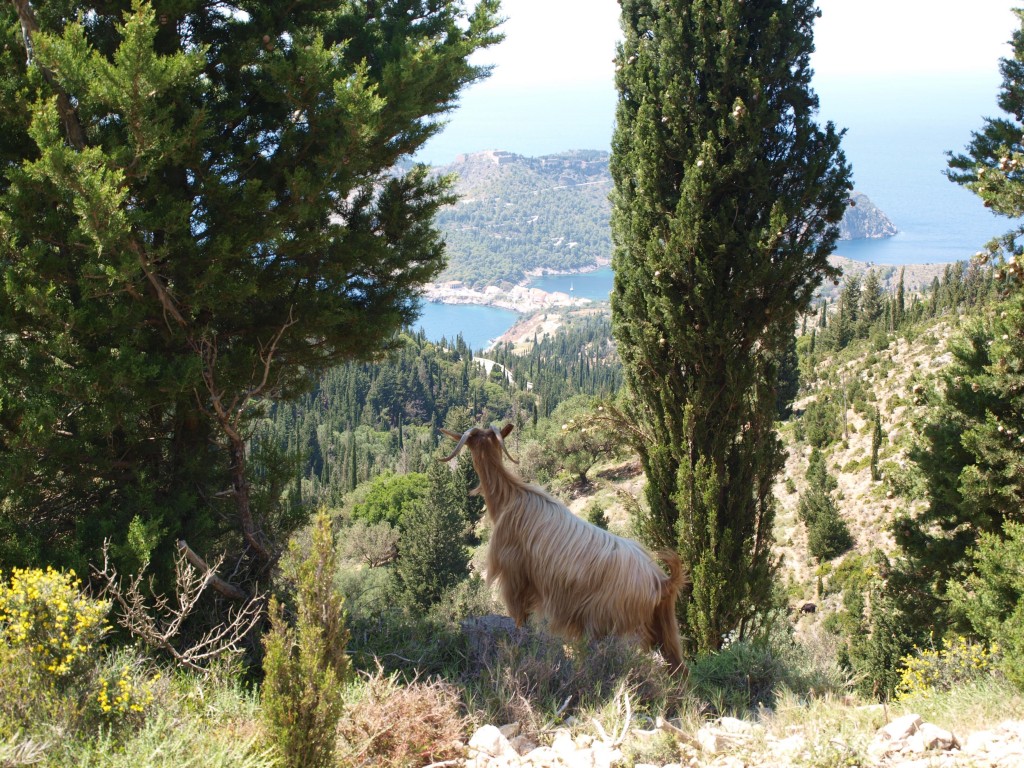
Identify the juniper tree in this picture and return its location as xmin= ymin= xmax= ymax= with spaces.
xmin=610 ymin=0 xmax=850 ymax=651
xmin=394 ymin=458 xmax=469 ymax=610
xmin=0 ymin=0 xmax=500 ymax=575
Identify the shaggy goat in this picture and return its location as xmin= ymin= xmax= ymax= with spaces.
xmin=440 ymin=423 xmax=685 ymax=671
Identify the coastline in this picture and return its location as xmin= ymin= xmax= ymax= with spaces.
xmin=423 ymin=280 xmax=593 ymax=314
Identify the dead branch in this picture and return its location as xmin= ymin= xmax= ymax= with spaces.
xmin=92 ymin=541 xmax=264 ymax=673
xmin=176 ymin=539 xmax=250 ymax=601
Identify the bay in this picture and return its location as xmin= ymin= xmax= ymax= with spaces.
xmin=414 ymin=301 xmax=518 ymax=353
xmin=528 ymin=267 xmax=615 ymax=301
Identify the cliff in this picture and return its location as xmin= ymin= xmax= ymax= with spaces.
xmin=838 ymin=191 xmax=899 ymax=240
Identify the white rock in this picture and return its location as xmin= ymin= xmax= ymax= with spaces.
xmin=878 ymin=713 xmax=923 ymax=743
xmin=961 ymin=730 xmax=995 ymax=754
xmin=769 ymin=734 xmax=806 ymax=757
xmin=470 ymin=724 xmax=517 ymax=760
xmin=590 ymin=745 xmax=622 ymax=768
xmin=521 ymin=746 xmax=560 ymax=766
xmin=564 ymin=748 xmax=596 ymax=768
xmin=917 ymin=721 xmax=958 ymax=750
xmin=696 ymin=728 xmax=733 ymax=754
xmin=717 ymin=716 xmax=756 ymax=736
xmin=552 ymin=729 xmax=577 ymax=755
xmin=574 ymin=734 xmax=594 ymax=749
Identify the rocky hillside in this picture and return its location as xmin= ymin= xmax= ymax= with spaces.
xmin=838 ymin=192 xmax=899 ymax=240
xmin=434 ymin=150 xmax=897 ymax=288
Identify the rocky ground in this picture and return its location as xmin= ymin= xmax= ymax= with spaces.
xmin=460 ymin=712 xmax=1024 ymax=768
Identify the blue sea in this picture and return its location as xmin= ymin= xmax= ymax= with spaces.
xmin=416 ymin=73 xmax=1011 ymax=350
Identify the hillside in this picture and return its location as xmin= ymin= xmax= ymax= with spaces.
xmin=434 ymin=150 xmax=613 ymax=287
xmin=435 ymin=150 xmax=898 ymax=288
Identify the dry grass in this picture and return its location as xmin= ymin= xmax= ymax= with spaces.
xmin=337 ymin=668 xmax=468 ymax=768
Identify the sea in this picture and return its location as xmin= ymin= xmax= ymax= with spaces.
xmin=414 ymin=73 xmax=1011 ymax=351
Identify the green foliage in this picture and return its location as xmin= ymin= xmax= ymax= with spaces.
xmin=687 ymin=627 xmax=847 ymax=714
xmin=393 ymin=460 xmax=470 ymax=610
xmin=350 ymin=471 xmax=430 ymax=529
xmin=848 ymin=591 xmax=914 ymax=701
xmin=585 ymin=501 xmax=610 ymax=530
xmin=261 ymin=511 xmax=350 ymax=768
xmin=891 ymin=297 xmax=1024 ymax=648
xmin=802 ymin=392 xmax=842 ymax=448
xmin=0 ymin=0 xmax=501 ymax=576
xmin=775 ymin=333 xmax=801 ymax=420
xmin=610 ymin=0 xmax=850 ymax=653
xmin=0 ymin=566 xmax=109 ymax=682
xmin=870 ymin=408 xmax=883 ymax=482
xmin=543 ymin=395 xmax=624 ymax=484
xmin=0 ymin=568 xmax=165 ymax=743
xmin=435 ymin=151 xmax=612 ymax=287
xmin=950 ymin=522 xmax=1024 ymax=687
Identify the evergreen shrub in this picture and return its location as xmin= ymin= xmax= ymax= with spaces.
xmin=262 ymin=511 xmax=349 ymax=768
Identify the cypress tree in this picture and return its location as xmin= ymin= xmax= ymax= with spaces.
xmin=610 ymin=0 xmax=850 ymax=651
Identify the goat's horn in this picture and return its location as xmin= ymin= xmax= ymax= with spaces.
xmin=438 ymin=427 xmax=462 ymax=441
xmin=491 ymin=425 xmax=519 ymax=464
xmin=438 ymin=428 xmax=472 ymax=462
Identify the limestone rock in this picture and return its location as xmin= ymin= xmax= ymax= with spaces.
xmin=838 ymin=191 xmax=898 ymax=240
xmin=469 ymin=724 xmax=519 ymax=767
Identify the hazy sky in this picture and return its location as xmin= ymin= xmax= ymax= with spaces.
xmin=474 ymin=0 xmax=1019 ymax=89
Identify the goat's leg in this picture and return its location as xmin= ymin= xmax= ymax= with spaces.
xmin=500 ymin=574 xmax=537 ymax=627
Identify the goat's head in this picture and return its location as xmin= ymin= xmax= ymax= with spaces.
xmin=438 ymin=423 xmax=517 ymax=464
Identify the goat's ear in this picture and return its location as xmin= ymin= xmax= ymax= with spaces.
xmin=438 ymin=427 xmax=462 ymax=441
xmin=501 ymin=422 xmax=514 ymax=439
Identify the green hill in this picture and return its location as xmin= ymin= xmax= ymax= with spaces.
xmin=434 ymin=150 xmax=613 ymax=287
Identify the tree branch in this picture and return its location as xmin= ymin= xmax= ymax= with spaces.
xmin=11 ymin=0 xmax=86 ymax=150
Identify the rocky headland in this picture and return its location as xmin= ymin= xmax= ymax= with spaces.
xmin=838 ymin=191 xmax=899 ymax=240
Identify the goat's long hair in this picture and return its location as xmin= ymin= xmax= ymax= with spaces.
xmin=440 ymin=424 xmax=685 ymax=670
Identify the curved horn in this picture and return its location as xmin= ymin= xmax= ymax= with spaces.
xmin=438 ymin=428 xmax=472 ymax=462
xmin=491 ymin=425 xmax=519 ymax=464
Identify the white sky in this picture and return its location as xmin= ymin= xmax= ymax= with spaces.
xmin=475 ymin=0 xmax=1019 ymax=88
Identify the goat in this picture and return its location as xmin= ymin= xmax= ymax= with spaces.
xmin=440 ymin=423 xmax=686 ymax=671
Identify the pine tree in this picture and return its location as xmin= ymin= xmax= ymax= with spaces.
xmin=610 ymin=0 xmax=851 ymax=652
xmin=0 ymin=0 xmax=500 ymax=573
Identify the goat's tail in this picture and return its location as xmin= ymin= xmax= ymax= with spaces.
xmin=654 ymin=549 xmax=688 ymax=676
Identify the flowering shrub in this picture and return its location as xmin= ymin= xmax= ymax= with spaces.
xmin=0 ymin=566 xmax=110 ymax=682
xmin=895 ymin=635 xmax=999 ymax=701
xmin=95 ymin=655 xmax=161 ymax=720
